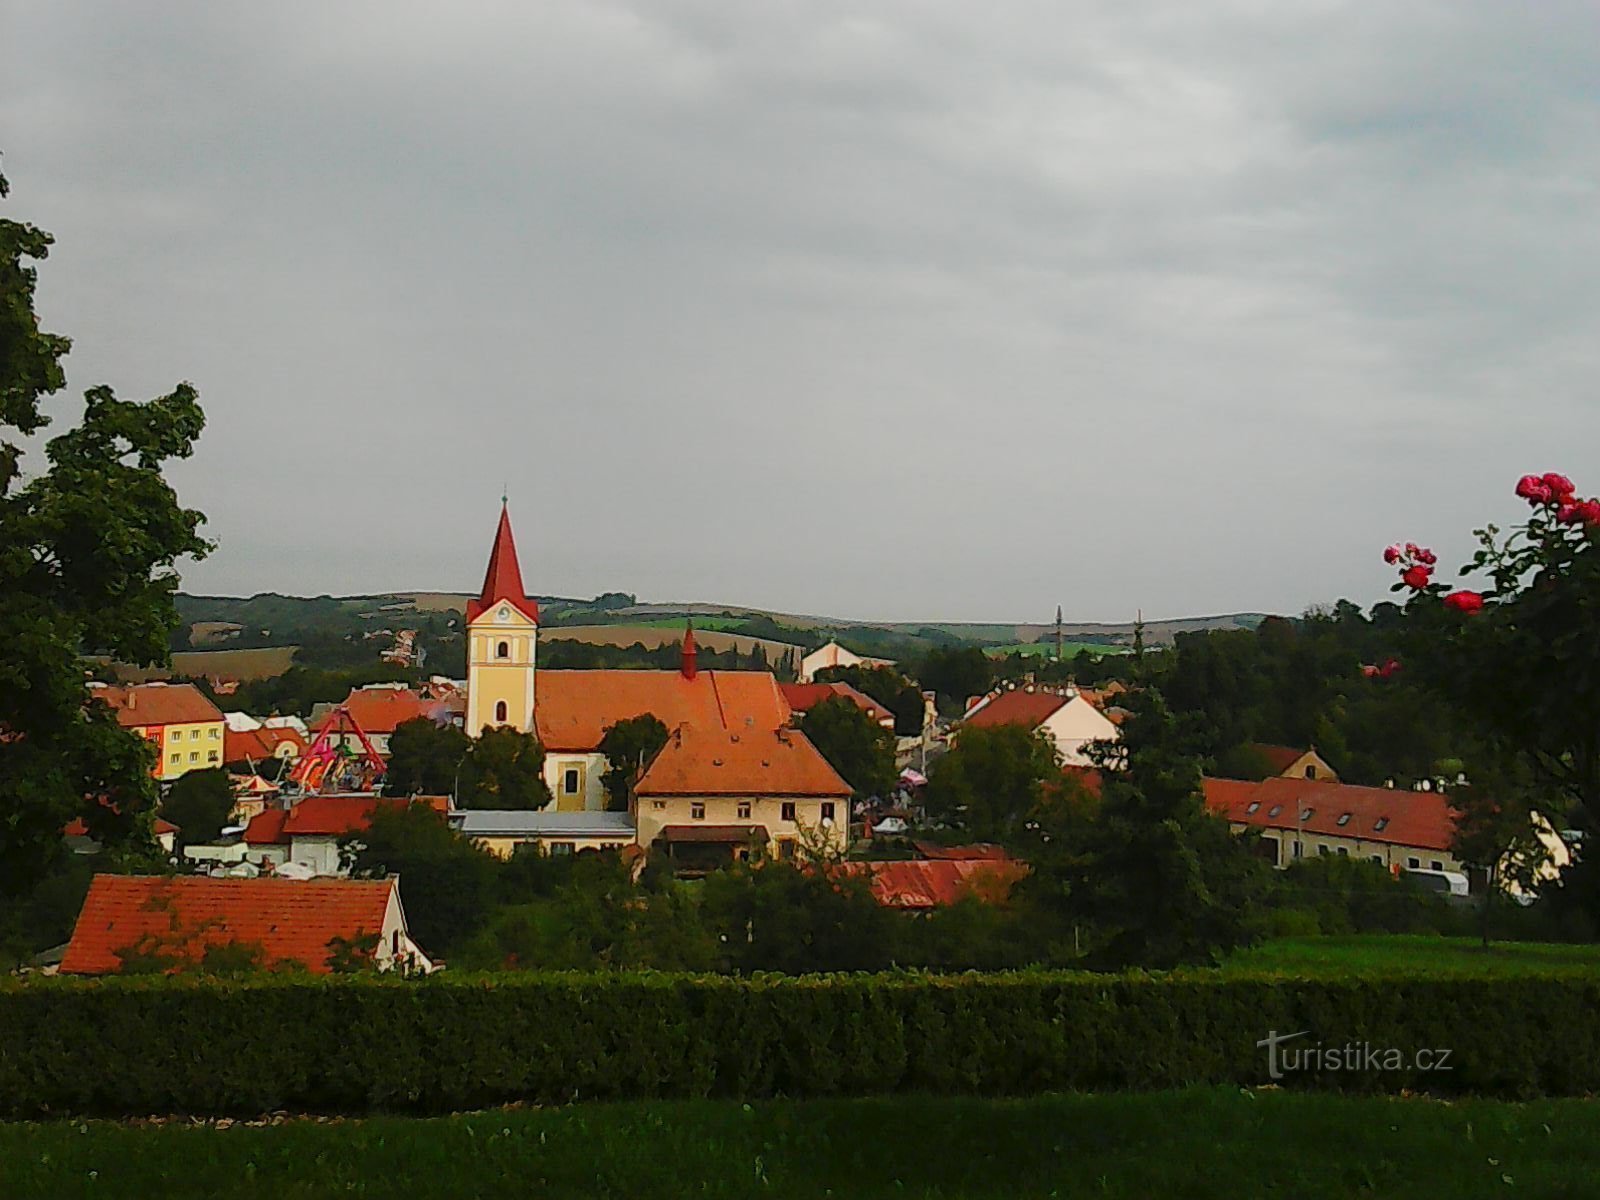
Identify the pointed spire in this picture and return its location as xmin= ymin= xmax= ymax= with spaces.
xmin=466 ymin=500 xmax=539 ymax=623
xmin=681 ymin=619 xmax=698 ymax=680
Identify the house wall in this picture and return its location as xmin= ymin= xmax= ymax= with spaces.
xmin=1279 ymin=749 xmax=1339 ymax=782
xmin=1238 ymin=825 xmax=1464 ymax=873
xmin=544 ymin=751 xmax=608 ymax=811
xmin=469 ymin=831 xmax=635 ymax=859
xmin=288 ymin=834 xmax=346 ymax=876
xmin=1038 ymin=697 xmax=1119 ymax=767
xmin=372 ymin=890 xmax=434 ymax=973
xmin=147 ymin=720 xmax=226 ymax=780
xmin=636 ymin=794 xmax=849 ymax=858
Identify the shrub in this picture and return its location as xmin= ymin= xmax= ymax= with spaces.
xmin=2 ymin=970 xmax=1596 ymax=1117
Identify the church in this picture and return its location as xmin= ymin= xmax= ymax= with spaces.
xmin=461 ymin=504 xmax=851 ymax=864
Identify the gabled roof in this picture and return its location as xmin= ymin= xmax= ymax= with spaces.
xmin=534 ymin=670 xmax=792 ymax=753
xmin=834 ymin=859 xmax=1028 ymax=909
xmin=88 ymin=682 xmax=223 ymax=729
xmin=911 ymin=841 xmax=1013 ymax=862
xmin=63 ymin=816 xmax=178 ymax=838
xmin=244 ymin=808 xmax=290 ymax=845
xmin=339 ymin=687 xmax=454 ymax=736
xmin=1203 ymin=776 xmax=1458 ymax=852
xmin=225 ymin=725 xmax=306 ymax=763
xmin=961 ymin=688 xmax=1069 ymax=730
xmin=1249 ymin=743 xmax=1314 ymax=775
xmin=635 ymin=726 xmax=851 ymax=798
xmin=465 ymin=503 xmax=539 ymax=624
xmin=780 ymin=681 xmax=893 ymax=725
xmin=60 ymin=875 xmax=400 ymax=975
xmin=280 ymin=794 xmax=448 ymax=838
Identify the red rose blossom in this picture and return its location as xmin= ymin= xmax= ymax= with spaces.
xmin=1543 ymin=472 xmax=1576 ymax=499
xmin=1383 ymin=545 xmax=1402 ymax=564
xmin=1401 ymin=564 xmax=1432 ymax=589
xmin=1443 ymin=590 xmax=1485 ymax=615
xmin=1516 ymin=475 xmax=1554 ymax=505
xmin=1580 ymin=500 xmax=1600 ymax=526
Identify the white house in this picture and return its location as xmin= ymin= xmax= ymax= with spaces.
xmin=960 ymin=685 xmax=1120 ymax=766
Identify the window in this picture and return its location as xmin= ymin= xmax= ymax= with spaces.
xmin=563 ymin=768 xmax=580 ymax=795
xmin=652 ymin=800 xmax=666 ymax=810
xmin=189 ymin=751 xmax=198 ymax=763
xmin=1267 ymin=805 xmax=1282 ymax=818
xmin=209 ymin=728 xmax=219 ymax=739
xmin=1336 ymin=813 xmax=1352 ymax=827
xmin=1336 ymin=847 xmax=1349 ymax=857
xmin=1431 ymin=860 xmax=1443 ymax=871
xmin=1373 ymin=817 xmax=1390 ymax=832
xmin=169 ymin=753 xmax=180 ymax=764
xmin=737 ymin=801 xmax=751 ymax=819
xmin=207 ymin=751 xmax=218 ymax=763
xmin=821 ymin=802 xmax=836 ymax=823
xmin=1292 ymin=842 xmax=1303 ymax=858
xmin=1407 ymin=857 xmax=1421 ymax=869
xmin=1299 ymin=808 xmax=1314 ymax=822
xmin=550 ymin=842 xmax=574 ymax=857
xmin=495 ymin=700 xmax=508 ymax=723
xmin=778 ymin=839 xmax=796 ymax=860
xmin=691 ymin=802 xmax=706 ymax=820
xmin=1317 ymin=844 xmax=1329 ymax=856
xmin=1245 ymin=801 xmax=1260 ymax=814
xmin=1305 ymin=765 xmax=1317 ymax=779
xmin=781 ymin=801 xmax=797 ymax=822
xmin=496 ymin=640 xmax=510 ymax=660
xmin=1370 ymin=855 xmax=1383 ymax=865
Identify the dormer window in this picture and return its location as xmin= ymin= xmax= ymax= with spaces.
xmin=1336 ymin=813 xmax=1352 ymax=827
xmin=1373 ymin=817 xmax=1390 ymax=832
xmin=1300 ymin=808 xmax=1314 ymax=822
xmin=1267 ymin=805 xmax=1282 ymax=818
xmin=1245 ymin=801 xmax=1260 ymax=814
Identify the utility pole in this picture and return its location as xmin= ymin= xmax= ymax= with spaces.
xmin=1055 ymin=605 xmax=1064 ymax=662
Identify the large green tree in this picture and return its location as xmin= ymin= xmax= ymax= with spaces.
xmin=923 ymin=723 xmax=1060 ymax=844
xmin=0 ymin=165 xmax=209 ymax=898
xmin=160 ymin=768 xmax=235 ymax=849
xmin=456 ymin=726 xmax=553 ymax=810
xmin=384 ymin=717 xmax=471 ymax=797
xmin=796 ymin=695 xmax=896 ymax=803
xmin=597 ymin=713 xmax=669 ymax=812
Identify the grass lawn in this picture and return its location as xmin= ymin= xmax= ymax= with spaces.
xmin=986 ymin=640 xmax=1130 ymax=658
xmin=1220 ymin=934 xmax=1600 ymax=978
xmin=4 ymin=1089 xmax=1598 ymax=1199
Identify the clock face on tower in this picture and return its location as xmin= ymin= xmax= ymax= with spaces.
xmin=496 ymin=606 xmax=511 ymax=624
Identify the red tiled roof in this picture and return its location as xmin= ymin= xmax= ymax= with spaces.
xmin=280 ymin=794 xmax=447 ymax=837
xmin=1202 ymin=776 xmax=1458 ymax=852
xmin=834 ymin=859 xmax=1028 ymax=909
xmin=338 ymin=687 xmax=461 ymax=736
xmin=90 ymin=682 xmax=223 ymax=729
xmin=244 ymin=808 xmax=290 ymax=845
xmin=465 ymin=503 xmax=538 ymax=624
xmin=60 ymin=875 xmax=399 ymax=975
xmin=658 ymin=824 xmax=770 ymax=844
xmin=63 ymin=816 xmax=178 ymax=838
xmin=780 ymin=682 xmax=893 ymax=725
xmin=962 ymin=689 xmax=1069 ymax=730
xmin=535 ymin=670 xmax=792 ymax=753
xmin=225 ymin=726 xmax=306 ymax=763
xmin=636 ymin=726 xmax=851 ymax=798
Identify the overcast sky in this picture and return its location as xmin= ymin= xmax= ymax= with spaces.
xmin=3 ymin=2 xmax=1598 ymax=622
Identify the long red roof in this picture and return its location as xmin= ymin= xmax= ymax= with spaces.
xmin=962 ymin=689 xmax=1069 ymax=730
xmin=535 ymin=670 xmax=792 ymax=753
xmin=466 ymin=502 xmax=538 ymax=623
xmin=280 ymin=794 xmax=448 ymax=837
xmin=1202 ymin=776 xmax=1459 ymax=852
xmin=834 ymin=859 xmax=1028 ymax=909
xmin=635 ymin=726 xmax=851 ymax=798
xmin=60 ymin=875 xmax=399 ymax=975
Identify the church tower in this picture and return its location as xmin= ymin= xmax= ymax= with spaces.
xmin=465 ymin=502 xmax=539 ymax=736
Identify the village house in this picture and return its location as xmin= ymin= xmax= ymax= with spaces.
xmin=450 ymin=809 xmax=637 ymax=858
xmin=960 ymin=684 xmax=1120 ymax=767
xmin=59 ymin=875 xmax=433 ymax=975
xmin=1246 ymin=743 xmax=1340 ymax=782
xmin=797 ymin=639 xmax=895 ymax=683
xmin=87 ymin=681 xmax=225 ymax=781
xmin=633 ymin=725 xmax=853 ymax=873
xmin=780 ymin=680 xmax=895 ymax=729
xmin=232 ymin=794 xmax=452 ymax=876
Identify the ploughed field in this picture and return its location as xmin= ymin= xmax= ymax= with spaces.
xmin=4 ymin=1088 xmax=1598 ymax=1199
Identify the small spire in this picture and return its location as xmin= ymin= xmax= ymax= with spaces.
xmin=681 ymin=619 xmax=698 ymax=680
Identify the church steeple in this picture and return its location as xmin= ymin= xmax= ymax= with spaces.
xmin=681 ymin=620 xmax=698 ymax=680
xmin=466 ymin=501 xmax=538 ymax=624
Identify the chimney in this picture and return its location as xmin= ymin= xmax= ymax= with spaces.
xmin=681 ymin=620 xmax=698 ymax=681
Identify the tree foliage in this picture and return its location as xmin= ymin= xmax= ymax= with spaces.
xmin=455 ymin=726 xmax=553 ymax=810
xmin=797 ymin=695 xmax=896 ymax=803
xmin=0 ymin=165 xmax=209 ymax=898
xmin=923 ymin=723 xmax=1060 ymax=844
xmin=383 ymin=717 xmax=470 ymax=798
xmin=597 ymin=713 xmax=670 ymax=812
xmin=160 ymin=768 xmax=235 ymax=848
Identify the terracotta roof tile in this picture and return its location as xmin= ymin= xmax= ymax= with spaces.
xmin=780 ymin=681 xmax=893 ymax=725
xmin=1203 ymin=776 xmax=1458 ymax=852
xmin=244 ymin=808 xmax=290 ymax=845
xmin=834 ymin=859 xmax=1028 ymax=909
xmin=962 ymin=689 xmax=1069 ymax=730
xmin=90 ymin=682 xmax=223 ymax=729
xmin=534 ymin=670 xmax=792 ymax=753
xmin=636 ymin=726 xmax=851 ymax=798
xmin=280 ymin=794 xmax=447 ymax=837
xmin=60 ymin=875 xmax=398 ymax=975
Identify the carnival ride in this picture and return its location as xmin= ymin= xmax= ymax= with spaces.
xmin=286 ymin=705 xmax=387 ymax=794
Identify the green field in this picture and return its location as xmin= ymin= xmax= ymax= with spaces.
xmin=1217 ymin=935 xmax=1600 ymax=979
xmin=4 ymin=1089 xmax=1596 ymax=1198
xmin=986 ymin=640 xmax=1131 ymax=658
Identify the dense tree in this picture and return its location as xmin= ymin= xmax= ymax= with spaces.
xmin=798 ymin=696 xmax=897 ymax=803
xmin=342 ymin=803 xmax=500 ymax=956
xmin=0 ymin=165 xmax=209 ymax=898
xmin=922 ymin=723 xmax=1061 ymax=844
xmin=161 ymin=769 xmax=235 ymax=848
xmin=597 ymin=714 xmax=670 ymax=811
xmin=916 ymin=646 xmax=993 ymax=710
xmin=700 ymin=860 xmax=897 ymax=973
xmin=384 ymin=717 xmax=471 ymax=797
xmin=816 ymin=664 xmax=926 ymax=737
xmin=456 ymin=726 xmax=553 ymax=810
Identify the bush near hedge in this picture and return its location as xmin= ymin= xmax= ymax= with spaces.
xmin=2 ymin=972 xmax=1597 ymax=1117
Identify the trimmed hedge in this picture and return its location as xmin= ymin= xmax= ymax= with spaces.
xmin=2 ymin=971 xmax=1597 ymax=1116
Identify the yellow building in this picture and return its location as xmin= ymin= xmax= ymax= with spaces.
xmin=90 ymin=681 xmax=226 ymax=781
